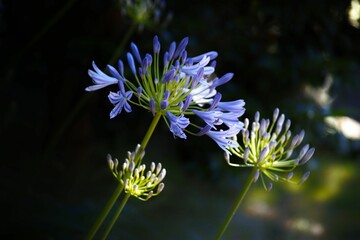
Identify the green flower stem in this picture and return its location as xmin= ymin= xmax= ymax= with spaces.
xmin=101 ymin=193 xmax=132 ymax=240
xmin=86 ymin=112 xmax=162 ymax=239
xmin=136 ymin=112 xmax=162 ymax=164
xmin=109 ymin=21 xmax=138 ymax=66
xmin=215 ymin=168 xmax=257 ymax=240
xmin=43 ymin=22 xmax=137 ymax=163
xmin=85 ymin=184 xmax=124 ymax=240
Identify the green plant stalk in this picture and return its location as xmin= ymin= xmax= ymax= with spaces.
xmin=85 ymin=184 xmax=124 ymax=240
xmin=85 ymin=112 xmax=162 ymax=239
xmin=109 ymin=21 xmax=138 ymax=66
xmin=43 ymin=21 xmax=138 ymax=163
xmin=101 ymin=193 xmax=132 ymax=240
xmin=215 ymin=168 xmax=257 ymax=240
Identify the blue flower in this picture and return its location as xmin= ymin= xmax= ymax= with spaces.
xmin=219 ymin=112 xmax=245 ymax=128
xmin=166 ymin=111 xmax=190 ymax=139
xmin=86 ymin=61 xmax=119 ymax=91
xmin=87 ymin=35 xmax=246 ymax=150
xmin=199 ymin=124 xmax=242 ymax=154
xmin=193 ymin=109 xmax=223 ymax=128
xmin=217 ymin=99 xmax=246 ymax=113
xmin=181 ymin=55 xmax=214 ymax=77
xmin=108 ymin=90 xmax=133 ymax=119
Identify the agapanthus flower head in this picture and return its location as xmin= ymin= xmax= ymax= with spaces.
xmin=108 ymin=145 xmax=166 ymax=201
xmin=225 ymin=108 xmax=315 ymax=191
xmin=86 ymin=35 xmax=245 ymax=151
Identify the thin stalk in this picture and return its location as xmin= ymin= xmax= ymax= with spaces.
xmin=214 ymin=168 xmax=257 ymax=240
xmin=85 ymin=112 xmax=162 ymax=239
xmin=85 ymin=184 xmax=124 ymax=240
xmin=43 ymin=21 xmax=137 ymax=163
xmin=136 ymin=112 xmax=162 ymax=164
xmin=109 ymin=22 xmax=138 ymax=66
xmin=101 ymin=193 xmax=131 ymax=240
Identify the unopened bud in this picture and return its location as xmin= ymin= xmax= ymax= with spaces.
xmin=273 ymin=108 xmax=280 ymax=123
xmin=298 ymin=171 xmax=310 ymax=184
xmin=300 ymin=148 xmax=315 ymax=164
xmin=253 ymin=169 xmax=260 ymax=183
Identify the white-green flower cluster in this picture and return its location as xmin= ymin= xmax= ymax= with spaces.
xmin=107 ymin=145 xmax=166 ymax=201
xmin=225 ymin=108 xmax=315 ymax=191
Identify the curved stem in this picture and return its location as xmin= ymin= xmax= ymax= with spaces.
xmin=86 ymin=112 xmax=162 ymax=239
xmin=214 ymin=168 xmax=257 ymax=240
xmin=136 ymin=112 xmax=162 ymax=164
xmin=42 ymin=22 xmax=137 ymax=163
xmin=101 ymin=193 xmax=132 ymax=240
xmin=85 ymin=184 xmax=124 ymax=240
xmin=109 ymin=22 xmax=138 ymax=66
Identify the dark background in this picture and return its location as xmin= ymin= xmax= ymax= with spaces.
xmin=1 ymin=0 xmax=360 ymax=239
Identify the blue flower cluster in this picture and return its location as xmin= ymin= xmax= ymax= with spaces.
xmin=86 ymin=36 xmax=245 ymax=153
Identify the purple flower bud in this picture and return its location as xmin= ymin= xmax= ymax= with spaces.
xmin=161 ymin=100 xmax=168 ymax=110
xmin=142 ymin=54 xmax=153 ymax=70
xmin=253 ymin=169 xmax=260 ymax=183
xmin=162 ymin=69 xmax=176 ymax=83
xmin=273 ymin=174 xmax=279 ymax=181
xmin=274 ymin=116 xmax=283 ymax=136
xmin=259 ymin=119 xmax=267 ymax=136
xmin=258 ymin=146 xmax=269 ymax=163
xmin=300 ymin=147 xmax=315 ymax=164
xmin=295 ymin=130 xmax=305 ymax=147
xmin=181 ymin=50 xmax=187 ymax=65
xmin=163 ymin=90 xmax=170 ymax=100
xmin=191 ymin=68 xmax=204 ymax=88
xmin=183 ymin=94 xmax=192 ymax=111
xmin=118 ymin=60 xmax=124 ymax=76
xmin=210 ymin=60 xmax=217 ymax=68
xmin=286 ymin=149 xmax=293 ymax=159
xmin=212 ymin=73 xmax=234 ymax=89
xmin=127 ymin=53 xmax=136 ymax=76
xmin=153 ymin=35 xmax=161 ymax=54
xmin=150 ymin=98 xmax=156 ymax=115
xmin=209 ymin=93 xmax=222 ymax=111
xmin=255 ymin=111 xmax=260 ymax=123
xmin=196 ymin=124 xmax=212 ymax=136
xmin=244 ymin=118 xmax=249 ymax=129
xmin=168 ymin=41 xmax=176 ymax=60
xmin=285 ymin=119 xmax=291 ymax=132
xmin=286 ymin=130 xmax=292 ymax=140
xmin=173 ymin=37 xmax=189 ymax=59
xmin=163 ymin=51 xmax=170 ymax=68
xmin=244 ymin=147 xmax=250 ymax=163
xmin=137 ymin=86 xmax=142 ymax=98
xmin=297 ymin=144 xmax=309 ymax=163
xmin=266 ymin=182 xmax=273 ymax=191
xmin=273 ymin=108 xmax=279 ymax=123
xmin=290 ymin=134 xmax=300 ymax=149
xmin=287 ymin=172 xmax=294 ymax=180
xmin=298 ymin=171 xmax=310 ymax=184
xmin=131 ymin=42 xmax=142 ymax=64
